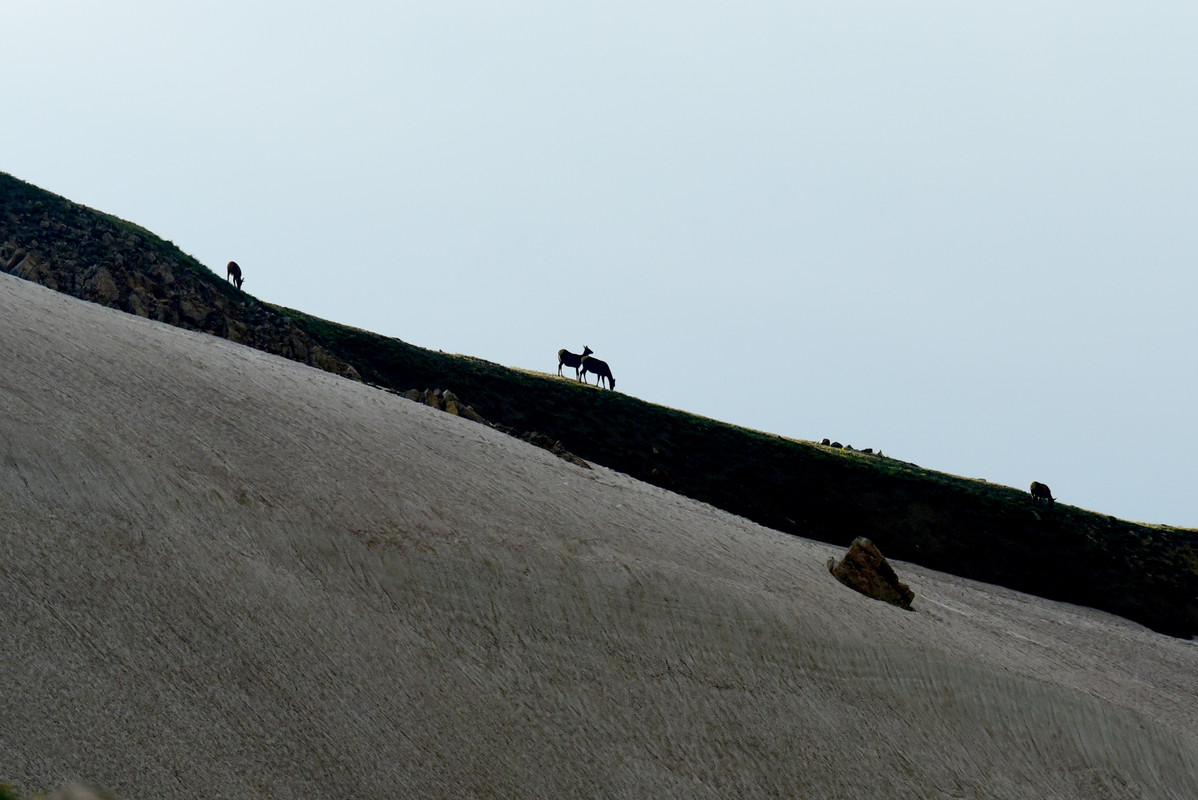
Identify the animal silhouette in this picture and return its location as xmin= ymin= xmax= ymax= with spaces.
xmin=1029 ymin=481 xmax=1055 ymax=505
xmin=226 ymin=261 xmax=244 ymax=290
xmin=557 ymin=346 xmax=593 ymax=380
xmin=580 ymin=354 xmax=615 ymax=390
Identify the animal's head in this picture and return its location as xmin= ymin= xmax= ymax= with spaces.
xmin=583 ymin=345 xmax=593 ymax=357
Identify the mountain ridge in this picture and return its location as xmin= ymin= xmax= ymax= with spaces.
xmin=3 ymin=170 xmax=1196 ymax=638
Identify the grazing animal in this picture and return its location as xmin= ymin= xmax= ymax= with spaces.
xmin=580 ymin=354 xmax=615 ymax=390
xmin=1030 ymin=481 xmax=1055 ymax=505
xmin=557 ymin=345 xmax=593 ymax=380
xmin=226 ymin=261 xmax=244 ymax=290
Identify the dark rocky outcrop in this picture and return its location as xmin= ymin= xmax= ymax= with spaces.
xmin=0 ymin=173 xmax=359 ymax=382
xmin=829 ymin=537 xmax=915 ymax=610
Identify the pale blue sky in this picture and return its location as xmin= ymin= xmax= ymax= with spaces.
xmin=7 ymin=1 xmax=1198 ymax=526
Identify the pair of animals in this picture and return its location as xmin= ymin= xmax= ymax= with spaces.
xmin=557 ymin=345 xmax=615 ymax=390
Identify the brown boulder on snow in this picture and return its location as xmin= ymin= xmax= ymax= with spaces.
xmin=828 ymin=537 xmax=915 ymax=610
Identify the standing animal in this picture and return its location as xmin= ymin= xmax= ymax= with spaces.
xmin=1029 ymin=481 xmax=1055 ymax=505
xmin=226 ymin=261 xmax=244 ymax=290
xmin=580 ymin=354 xmax=615 ymax=390
xmin=557 ymin=345 xmax=593 ymax=380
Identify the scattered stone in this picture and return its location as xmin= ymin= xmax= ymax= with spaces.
xmin=520 ymin=431 xmax=590 ymax=468
xmin=5 ymin=247 xmax=26 ymax=270
xmin=523 ymin=431 xmax=556 ymax=450
xmin=423 ymin=389 xmax=446 ymax=411
xmin=392 ymin=386 xmax=485 ymax=424
xmin=179 ymin=296 xmax=209 ymax=326
xmin=458 ymin=404 xmax=486 ymax=424
xmin=828 ymin=537 xmax=914 ymax=610
xmin=490 ymin=422 xmax=519 ymax=438
xmin=441 ymin=390 xmax=467 ymax=416
xmin=552 ymin=441 xmax=591 ymax=469
xmin=387 ymin=388 xmax=588 ymax=466
xmin=83 ymin=266 xmax=120 ymax=304
xmin=127 ymin=289 xmax=150 ymax=318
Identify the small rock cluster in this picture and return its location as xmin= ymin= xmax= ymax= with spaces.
xmin=387 ymin=386 xmax=591 ymax=469
xmin=820 ymin=439 xmax=880 ymax=456
xmin=400 ymin=388 xmax=486 ymax=423
xmin=518 ymin=431 xmax=592 ymax=469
